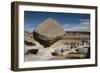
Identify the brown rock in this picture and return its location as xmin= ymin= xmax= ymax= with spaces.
xmin=33 ymin=18 xmax=65 ymax=47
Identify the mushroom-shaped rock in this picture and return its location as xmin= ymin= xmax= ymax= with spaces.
xmin=33 ymin=18 xmax=65 ymax=47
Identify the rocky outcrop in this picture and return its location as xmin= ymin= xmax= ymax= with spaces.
xmin=33 ymin=18 xmax=65 ymax=47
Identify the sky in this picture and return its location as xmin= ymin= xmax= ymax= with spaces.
xmin=24 ymin=11 xmax=90 ymax=32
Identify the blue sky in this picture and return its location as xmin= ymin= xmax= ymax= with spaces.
xmin=24 ymin=11 xmax=90 ymax=32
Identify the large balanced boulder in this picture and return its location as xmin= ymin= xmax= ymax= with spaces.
xmin=33 ymin=18 xmax=65 ymax=47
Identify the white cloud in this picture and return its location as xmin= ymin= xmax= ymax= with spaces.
xmin=62 ymin=24 xmax=71 ymax=28
xmin=79 ymin=19 xmax=90 ymax=22
xmin=24 ymin=23 xmax=36 ymax=32
xmin=63 ymin=20 xmax=90 ymax=32
xmin=24 ymin=27 xmax=35 ymax=32
xmin=70 ymin=22 xmax=90 ymax=31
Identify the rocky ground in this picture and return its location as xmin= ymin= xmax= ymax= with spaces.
xmin=24 ymin=39 xmax=89 ymax=61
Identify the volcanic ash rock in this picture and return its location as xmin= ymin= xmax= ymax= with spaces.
xmin=33 ymin=18 xmax=65 ymax=47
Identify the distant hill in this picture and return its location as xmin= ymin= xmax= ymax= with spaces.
xmin=65 ymin=31 xmax=90 ymax=35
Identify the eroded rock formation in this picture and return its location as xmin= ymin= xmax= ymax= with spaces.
xmin=33 ymin=18 xmax=65 ymax=47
